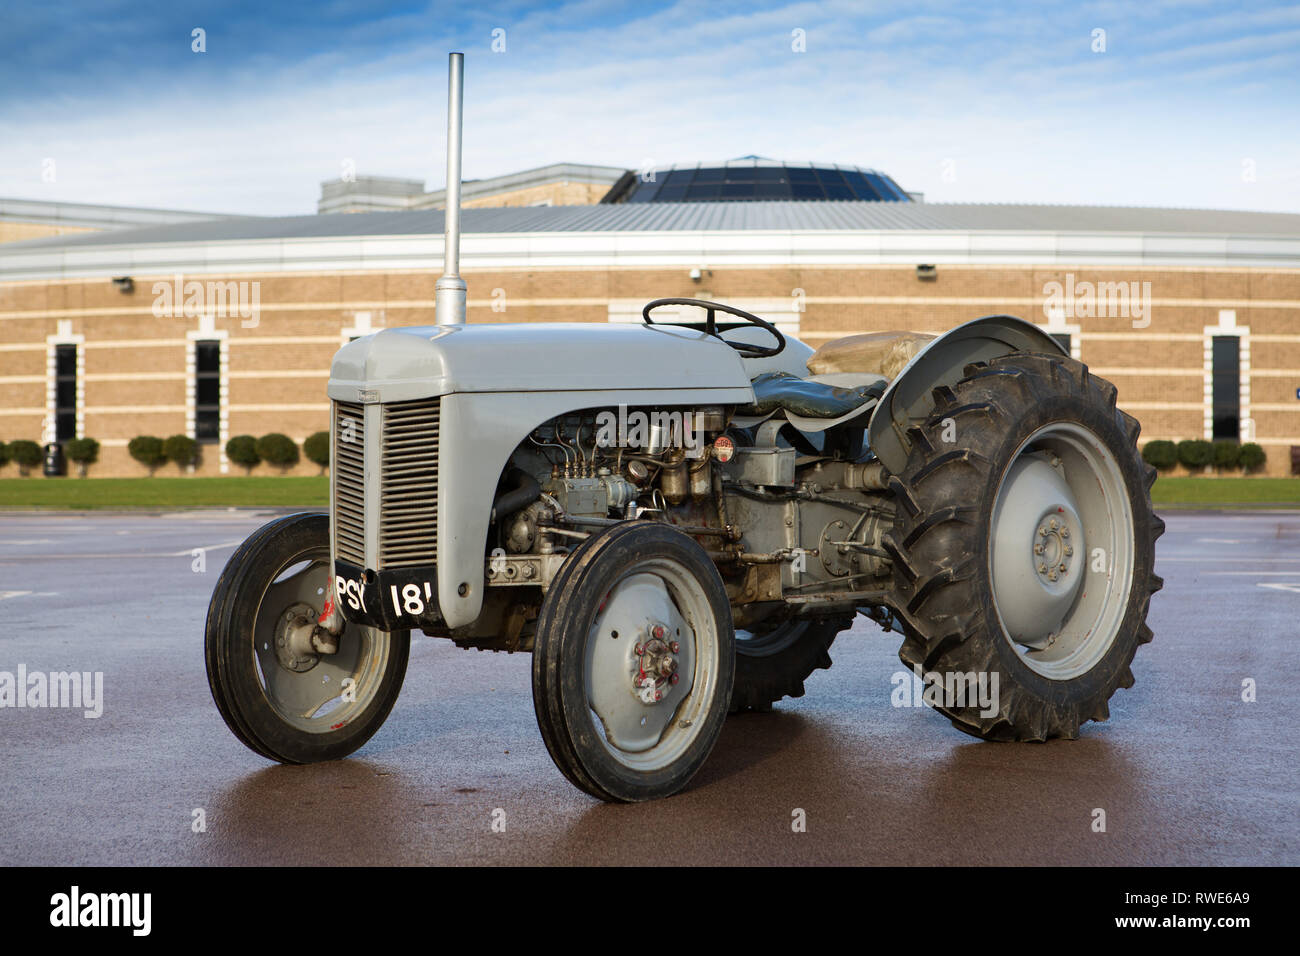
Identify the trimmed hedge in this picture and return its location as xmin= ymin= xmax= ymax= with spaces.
xmin=64 ymin=437 xmax=100 ymax=477
xmin=257 ymin=433 xmax=299 ymax=469
xmin=225 ymin=435 xmax=260 ymax=473
xmin=1142 ymin=440 xmax=1178 ymax=471
xmin=303 ymin=431 xmax=329 ymax=471
xmin=162 ymin=434 xmax=198 ymax=469
xmin=1239 ymin=442 xmax=1266 ymax=473
xmin=1212 ymin=440 xmax=1240 ymax=470
xmin=1176 ymin=439 xmax=1213 ymax=471
xmin=8 ymin=439 xmax=42 ymax=476
xmin=1149 ymin=438 xmax=1268 ymax=475
xmin=128 ymin=436 xmax=167 ymax=474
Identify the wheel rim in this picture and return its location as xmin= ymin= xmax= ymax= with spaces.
xmin=584 ymin=558 xmax=720 ymax=771
xmin=988 ymin=422 xmax=1134 ymax=680
xmin=735 ymin=619 xmax=809 ymax=657
xmin=252 ymin=553 xmax=391 ymax=733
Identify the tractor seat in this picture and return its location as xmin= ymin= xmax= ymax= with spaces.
xmin=737 ymin=370 xmax=886 ymax=426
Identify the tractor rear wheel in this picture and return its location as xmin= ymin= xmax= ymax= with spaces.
xmin=731 ymin=617 xmax=851 ymax=712
xmin=882 ymin=352 xmax=1164 ymax=740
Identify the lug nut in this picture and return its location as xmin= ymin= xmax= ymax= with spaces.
xmin=1035 ymin=544 xmax=1044 ymax=554
xmin=1048 ymin=570 xmax=1059 ymax=581
xmin=634 ymin=644 xmax=644 ymax=656
xmin=652 ymin=625 xmax=665 ymax=639
xmin=670 ymin=641 xmax=680 ymax=654
xmin=654 ymin=691 xmax=662 ymax=701
xmin=670 ymin=673 xmax=679 ymax=685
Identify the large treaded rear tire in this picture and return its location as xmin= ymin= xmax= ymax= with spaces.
xmin=731 ymin=618 xmax=851 ymax=712
xmin=881 ymin=352 xmax=1164 ymax=741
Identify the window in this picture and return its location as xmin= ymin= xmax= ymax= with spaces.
xmin=684 ymin=185 xmax=721 ymax=201
xmin=1211 ymin=336 xmax=1240 ymax=440
xmin=866 ymin=172 xmax=906 ymax=201
xmin=617 ymin=164 xmax=912 ymax=204
xmin=626 ymin=179 xmax=660 ymax=202
xmin=791 ymin=182 xmax=825 ymax=199
xmin=195 ymin=340 xmax=221 ymax=443
xmin=54 ymin=344 xmax=77 ymax=442
xmin=843 ymin=171 xmax=882 ymax=200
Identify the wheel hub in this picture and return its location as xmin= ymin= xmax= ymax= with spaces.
xmin=274 ymin=602 xmax=320 ymax=673
xmin=990 ymin=454 xmax=1086 ymax=650
xmin=634 ymin=624 xmax=681 ymax=704
xmin=586 ymin=573 xmax=696 ymax=753
xmin=1033 ymin=515 xmax=1075 ymax=584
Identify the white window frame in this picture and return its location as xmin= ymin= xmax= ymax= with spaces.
xmin=342 ymin=310 xmax=383 ymax=344
xmin=46 ymin=320 xmax=84 ymax=444
xmin=188 ymin=323 xmax=230 ymax=473
xmin=1204 ymin=310 xmax=1251 ymax=441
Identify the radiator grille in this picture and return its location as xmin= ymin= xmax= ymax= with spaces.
xmin=332 ymin=398 xmax=440 ymax=569
xmin=332 ymin=401 xmax=366 ymax=566
xmin=378 ymin=399 xmax=440 ymax=568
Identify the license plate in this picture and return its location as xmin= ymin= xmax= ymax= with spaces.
xmin=333 ymin=559 xmax=440 ymax=631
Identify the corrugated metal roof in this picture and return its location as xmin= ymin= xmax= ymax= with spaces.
xmin=6 ymin=201 xmax=1299 ymax=249
xmin=0 ymin=197 xmax=253 ymax=230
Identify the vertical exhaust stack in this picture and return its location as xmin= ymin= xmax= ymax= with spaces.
xmin=435 ymin=52 xmax=466 ymax=326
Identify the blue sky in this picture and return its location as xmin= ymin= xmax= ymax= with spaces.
xmin=1 ymin=0 xmax=1297 ymax=214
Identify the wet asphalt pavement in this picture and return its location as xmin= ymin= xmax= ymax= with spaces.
xmin=0 ymin=508 xmax=1296 ymax=866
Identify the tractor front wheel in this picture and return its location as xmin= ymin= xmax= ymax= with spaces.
xmin=205 ymin=513 xmax=409 ymax=763
xmin=532 ymin=522 xmax=734 ymax=802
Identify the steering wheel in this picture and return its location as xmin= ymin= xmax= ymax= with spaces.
xmin=642 ymin=297 xmax=786 ymax=358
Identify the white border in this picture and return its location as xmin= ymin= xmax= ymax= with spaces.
xmin=1203 ymin=310 xmax=1251 ymax=441
xmin=45 ymin=320 xmax=84 ymax=443
xmin=187 ymin=323 xmax=230 ymax=473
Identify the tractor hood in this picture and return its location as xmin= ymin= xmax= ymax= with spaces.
xmin=327 ymin=322 xmax=755 ymax=404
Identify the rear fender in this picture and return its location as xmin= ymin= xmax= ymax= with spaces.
xmin=865 ymin=315 xmax=1066 ymax=475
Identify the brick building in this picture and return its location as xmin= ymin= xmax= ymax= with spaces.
xmin=1 ymin=166 xmax=1298 ymax=477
